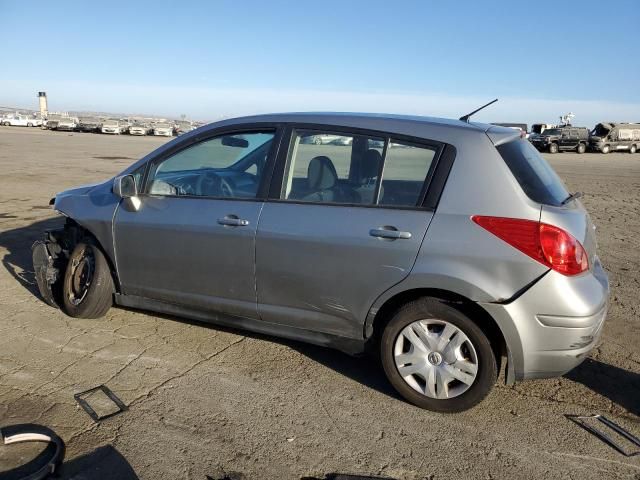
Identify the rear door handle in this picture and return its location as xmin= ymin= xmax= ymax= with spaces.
xmin=217 ymin=215 xmax=249 ymax=227
xmin=369 ymin=227 xmax=412 ymax=240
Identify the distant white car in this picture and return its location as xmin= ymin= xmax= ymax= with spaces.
xmin=102 ymin=120 xmax=125 ymax=134
xmin=153 ymin=123 xmax=174 ymax=137
xmin=129 ymin=124 xmax=153 ymax=136
xmin=55 ymin=118 xmax=78 ymax=131
xmin=1 ymin=115 xmax=42 ymax=127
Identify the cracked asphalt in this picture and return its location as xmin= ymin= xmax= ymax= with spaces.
xmin=0 ymin=127 xmax=638 ymax=479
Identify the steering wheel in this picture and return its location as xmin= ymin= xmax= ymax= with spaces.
xmin=196 ymin=171 xmax=234 ymax=197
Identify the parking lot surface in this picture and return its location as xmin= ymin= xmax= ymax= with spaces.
xmin=0 ymin=126 xmax=639 ymax=479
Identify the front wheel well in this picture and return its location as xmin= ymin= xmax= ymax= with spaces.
xmin=54 ymin=219 xmax=121 ymax=293
xmin=366 ymin=288 xmax=507 ymax=368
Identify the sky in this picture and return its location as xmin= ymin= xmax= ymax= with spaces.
xmin=1 ymin=0 xmax=639 ymax=126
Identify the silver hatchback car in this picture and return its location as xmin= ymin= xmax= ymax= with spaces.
xmin=32 ymin=112 xmax=609 ymax=412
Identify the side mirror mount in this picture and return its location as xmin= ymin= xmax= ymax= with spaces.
xmin=113 ymin=175 xmax=137 ymax=199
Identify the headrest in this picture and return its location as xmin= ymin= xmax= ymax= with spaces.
xmin=362 ymin=149 xmax=383 ymax=179
xmin=307 ymin=156 xmax=337 ymax=190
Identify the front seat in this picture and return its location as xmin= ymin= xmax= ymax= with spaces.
xmin=302 ymin=156 xmax=339 ymax=202
xmin=357 ymin=149 xmax=383 ymax=203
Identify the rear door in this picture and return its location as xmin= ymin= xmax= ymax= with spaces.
xmin=255 ymin=127 xmax=443 ymax=338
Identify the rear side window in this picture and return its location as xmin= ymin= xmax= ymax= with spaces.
xmin=379 ymin=141 xmax=436 ymax=206
xmin=497 ymin=139 xmax=569 ymax=206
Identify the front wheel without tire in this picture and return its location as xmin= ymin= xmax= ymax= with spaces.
xmin=380 ymin=297 xmax=497 ymax=412
xmin=602 ymin=145 xmax=610 ymax=154
xmin=577 ymin=143 xmax=586 ymax=154
xmin=630 ymin=145 xmax=637 ymax=154
xmin=62 ymin=242 xmax=114 ymax=318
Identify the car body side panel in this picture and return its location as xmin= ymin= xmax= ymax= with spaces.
xmin=256 ymin=203 xmax=434 ymax=339
xmin=365 ymin=130 xmax=547 ymax=338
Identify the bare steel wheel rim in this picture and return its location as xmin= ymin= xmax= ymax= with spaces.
xmin=67 ymin=247 xmax=95 ymax=306
xmin=393 ymin=319 xmax=479 ymax=399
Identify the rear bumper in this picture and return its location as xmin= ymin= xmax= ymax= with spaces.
xmin=480 ymin=257 xmax=609 ymax=381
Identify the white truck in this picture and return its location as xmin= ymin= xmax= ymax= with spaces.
xmin=1 ymin=114 xmax=43 ymax=127
xmin=590 ymin=123 xmax=640 ymax=154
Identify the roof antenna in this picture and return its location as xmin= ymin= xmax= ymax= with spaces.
xmin=459 ymin=98 xmax=498 ymax=123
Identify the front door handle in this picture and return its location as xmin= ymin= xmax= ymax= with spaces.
xmin=217 ymin=215 xmax=249 ymax=227
xmin=369 ymin=227 xmax=412 ymax=240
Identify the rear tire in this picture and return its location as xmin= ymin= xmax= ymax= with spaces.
xmin=549 ymin=143 xmax=559 ymax=154
xmin=62 ymin=242 xmax=114 ymax=319
xmin=602 ymin=144 xmax=610 ymax=154
xmin=577 ymin=143 xmax=586 ymax=154
xmin=380 ymin=297 xmax=498 ymax=413
xmin=630 ymin=145 xmax=637 ymax=154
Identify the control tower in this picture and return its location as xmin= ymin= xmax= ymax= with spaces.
xmin=38 ymin=92 xmax=48 ymax=118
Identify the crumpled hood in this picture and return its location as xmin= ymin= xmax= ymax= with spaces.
xmin=56 ymin=181 xmax=104 ymax=199
xmin=53 ymin=179 xmax=116 ymax=214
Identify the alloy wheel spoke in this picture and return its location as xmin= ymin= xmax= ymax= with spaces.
xmin=442 ymin=362 xmax=476 ymax=386
xmin=435 ymin=368 xmax=450 ymax=399
xmin=442 ymin=332 xmax=466 ymax=363
xmin=436 ymin=323 xmax=456 ymax=352
xmin=398 ymin=361 xmax=423 ymax=377
xmin=395 ymin=349 xmax=422 ymax=368
xmin=413 ymin=322 xmax=438 ymax=352
xmin=401 ymin=326 xmax=429 ymax=353
xmin=425 ymin=365 xmax=437 ymax=397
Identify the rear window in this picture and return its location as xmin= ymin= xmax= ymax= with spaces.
xmin=497 ymin=139 xmax=569 ymax=206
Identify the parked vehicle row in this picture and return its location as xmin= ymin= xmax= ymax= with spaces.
xmin=0 ymin=113 xmax=198 ymax=137
xmin=529 ymin=122 xmax=640 ymax=154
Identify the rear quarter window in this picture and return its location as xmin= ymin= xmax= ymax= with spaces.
xmin=497 ymin=139 xmax=569 ymax=206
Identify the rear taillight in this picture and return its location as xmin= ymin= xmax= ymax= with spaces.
xmin=472 ymin=216 xmax=589 ymax=276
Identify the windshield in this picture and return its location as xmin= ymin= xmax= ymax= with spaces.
xmin=497 ymin=139 xmax=569 ymax=206
xmin=591 ymin=124 xmax=610 ymax=137
xmin=104 ymin=120 xmax=119 ymax=126
xmin=542 ymin=128 xmax=561 ymax=136
xmin=155 ymin=123 xmax=172 ymax=128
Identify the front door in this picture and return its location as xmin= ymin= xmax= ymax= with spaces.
xmin=255 ymin=128 xmax=441 ymax=338
xmin=114 ymin=129 xmax=278 ymax=319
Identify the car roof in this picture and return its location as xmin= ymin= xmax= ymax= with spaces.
xmin=205 ymin=111 xmax=518 ymax=146
xmin=216 ymin=111 xmax=488 ymax=131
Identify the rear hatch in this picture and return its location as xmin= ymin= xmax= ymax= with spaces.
xmin=493 ymin=136 xmax=598 ymax=267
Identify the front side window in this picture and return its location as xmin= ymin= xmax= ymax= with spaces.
xmin=147 ymin=131 xmax=274 ymax=198
xmin=280 ymin=129 xmax=437 ymax=208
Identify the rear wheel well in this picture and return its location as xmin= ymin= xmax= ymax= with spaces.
xmin=367 ymin=289 xmax=506 ymax=367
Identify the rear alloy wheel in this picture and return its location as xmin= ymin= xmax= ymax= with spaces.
xmin=27 ymin=122 xmax=33 ymax=127
xmin=577 ymin=143 xmax=586 ymax=154
xmin=630 ymin=145 xmax=637 ymax=154
xmin=62 ymin=242 xmax=114 ymax=319
xmin=313 ymin=136 xmax=323 ymax=145
xmin=549 ymin=143 xmax=559 ymax=154
xmin=381 ymin=297 xmax=497 ymax=412
xmin=602 ymin=144 xmax=610 ymax=154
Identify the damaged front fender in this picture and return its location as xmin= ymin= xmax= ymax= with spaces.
xmin=31 ymin=225 xmax=82 ymax=309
